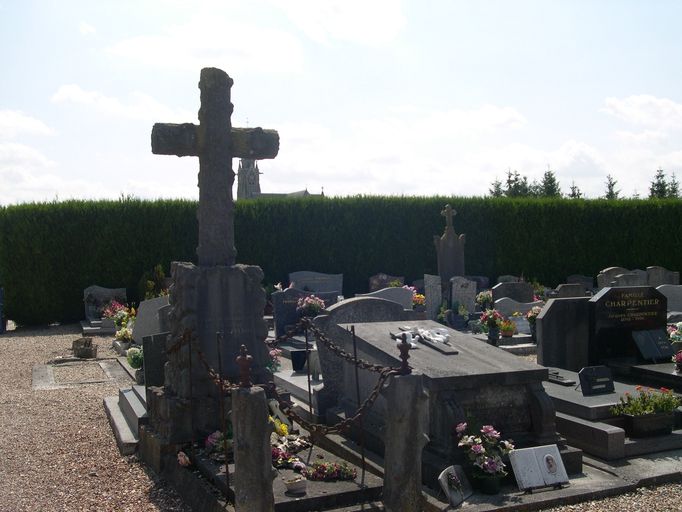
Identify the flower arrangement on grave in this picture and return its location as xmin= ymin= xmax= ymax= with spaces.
xmin=402 ymin=285 xmax=425 ymax=308
xmin=610 ymin=386 xmax=680 ymax=416
xmin=296 ymin=295 xmax=326 ymax=317
xmin=525 ymin=305 xmax=543 ymax=325
xmin=266 ymin=348 xmax=282 ymax=373
xmin=475 ymin=290 xmax=493 ymax=310
xmin=673 ymin=351 xmax=682 ymax=371
xmin=205 ymin=428 xmax=233 ymax=461
xmin=269 ymin=416 xmax=289 ymax=437
xmin=667 ymin=323 xmax=682 ymax=343
xmin=455 ymin=422 xmax=514 ymax=478
xmin=480 ymin=309 xmax=503 ymax=330
xmin=303 ymin=461 xmax=357 ymax=481
xmin=101 ymin=300 xmax=126 ymax=319
xmin=115 ymin=326 xmax=133 ymax=342
xmin=126 ymin=347 xmax=143 ymax=369
xmin=272 ymin=447 xmax=305 ymax=470
xmin=499 ymin=319 xmax=516 ymax=336
xmin=389 ymin=279 xmax=403 ymax=288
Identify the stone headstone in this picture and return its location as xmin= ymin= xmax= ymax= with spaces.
xmin=589 ymin=286 xmax=667 ymax=365
xmin=647 ymin=266 xmax=680 ymax=287
xmin=411 ymin=279 xmax=425 ymax=293
xmin=466 ymin=275 xmax=489 ymax=292
xmin=497 ymin=275 xmax=520 ymax=284
xmin=492 ymin=281 xmax=534 ymax=303
xmin=612 ymin=271 xmax=647 ymax=287
xmin=596 ymin=267 xmax=628 ymax=289
xmin=657 ymin=284 xmax=682 ymax=311
xmin=368 ymin=273 xmax=404 ymax=292
xmin=288 ymin=271 xmax=343 ymax=294
xmin=132 ymin=296 xmax=170 ymax=345
xmin=272 ymin=288 xmax=339 ymax=338
xmin=537 ymin=297 xmax=590 ymax=371
xmin=567 ymin=274 xmax=594 ymax=292
xmin=631 ymin=329 xmax=675 ymax=362
xmin=147 ymin=67 xmax=280 ymax=444
xmin=424 ymin=274 xmax=442 ymax=321
xmin=83 ymin=285 xmax=126 ymax=321
xmin=433 ymin=205 xmax=465 ymax=293
xmin=494 ymin=297 xmax=544 ymax=318
xmin=450 ymin=277 xmax=476 ymax=315
xmin=356 ymin=287 xmax=413 ymax=310
xmin=555 ymin=283 xmax=586 ymax=298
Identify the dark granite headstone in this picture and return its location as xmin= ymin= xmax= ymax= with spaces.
xmin=369 ymin=273 xmax=404 ymax=292
xmin=492 ymin=281 xmax=534 ymax=303
xmin=83 ymin=285 xmax=126 ymax=322
xmin=133 ymin=296 xmax=170 ymax=344
xmin=537 ymin=297 xmax=590 ymax=371
xmin=143 ymin=332 xmax=169 ymax=403
xmin=555 ymin=283 xmax=586 ymax=298
xmin=466 ymin=275 xmax=490 ymax=292
xmin=588 ymin=286 xmax=667 ymax=365
xmin=288 ymin=271 xmax=343 ymax=293
xmin=272 ymin=288 xmax=339 ymax=338
xmin=577 ymin=366 xmax=614 ymax=396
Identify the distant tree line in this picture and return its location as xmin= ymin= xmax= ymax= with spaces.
xmin=489 ymin=168 xmax=679 ymax=199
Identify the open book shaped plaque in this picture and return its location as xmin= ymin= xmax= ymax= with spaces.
xmin=509 ymin=444 xmax=569 ymax=492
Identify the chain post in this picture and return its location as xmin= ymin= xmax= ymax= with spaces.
xmin=398 ymin=333 xmax=412 ymax=375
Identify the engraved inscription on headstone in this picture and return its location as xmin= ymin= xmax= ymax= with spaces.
xmin=632 ymin=329 xmax=675 ymax=362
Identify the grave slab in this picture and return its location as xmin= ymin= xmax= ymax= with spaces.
xmin=289 ymin=271 xmax=343 ymax=294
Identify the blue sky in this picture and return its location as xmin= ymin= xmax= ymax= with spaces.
xmin=2 ymin=0 xmax=682 ymax=204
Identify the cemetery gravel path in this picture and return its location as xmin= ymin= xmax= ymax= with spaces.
xmin=0 ymin=324 xmax=189 ymax=512
xmin=0 ymin=326 xmax=681 ymax=512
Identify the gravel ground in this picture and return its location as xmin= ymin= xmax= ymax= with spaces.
xmin=1 ymin=324 xmax=680 ymax=511
xmin=0 ymin=323 xmax=190 ymax=512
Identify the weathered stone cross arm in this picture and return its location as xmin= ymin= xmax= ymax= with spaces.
xmin=151 ymin=124 xmax=279 ymax=160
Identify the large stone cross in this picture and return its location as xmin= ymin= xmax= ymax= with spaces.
xmin=151 ymin=67 xmax=279 ymax=266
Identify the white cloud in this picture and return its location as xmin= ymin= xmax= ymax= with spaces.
xmin=0 ymin=110 xmax=53 ymax=139
xmin=106 ymin=16 xmax=304 ymax=74
xmin=51 ymin=85 xmax=192 ymax=122
xmin=602 ymin=95 xmax=682 ymax=129
xmin=79 ymin=21 xmax=96 ymax=35
xmin=273 ymin=0 xmax=406 ymax=46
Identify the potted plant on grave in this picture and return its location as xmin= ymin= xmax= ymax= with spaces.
xmin=499 ymin=319 xmax=516 ymax=338
xmin=480 ymin=309 xmax=503 ymax=345
xmin=455 ymin=422 xmax=515 ymax=495
xmin=526 ymin=305 xmax=543 ymax=342
xmin=609 ymin=386 xmax=680 ymax=438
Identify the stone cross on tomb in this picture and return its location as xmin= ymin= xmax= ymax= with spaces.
xmin=151 ymin=67 xmax=279 ymax=266
xmin=442 ymin=204 xmax=456 ymax=231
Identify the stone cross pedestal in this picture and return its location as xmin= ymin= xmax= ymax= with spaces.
xmin=147 ymin=67 xmax=279 ymax=442
xmin=433 ymin=205 xmax=465 ymax=299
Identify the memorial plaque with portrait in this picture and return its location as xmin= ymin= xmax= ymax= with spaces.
xmin=509 ymin=444 xmax=569 ymax=491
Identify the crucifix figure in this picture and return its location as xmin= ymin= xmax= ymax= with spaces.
xmin=151 ymin=67 xmax=279 ymax=266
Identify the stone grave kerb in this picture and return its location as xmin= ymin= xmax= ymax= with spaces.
xmin=149 ymin=67 xmax=279 ymax=441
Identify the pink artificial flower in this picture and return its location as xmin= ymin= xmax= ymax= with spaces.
xmin=471 ymin=444 xmax=485 ymax=455
xmin=481 ymin=425 xmax=500 ymax=439
xmin=455 ymin=422 xmax=467 ymax=434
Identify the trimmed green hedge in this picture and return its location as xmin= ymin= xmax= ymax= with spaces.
xmin=1 ymin=196 xmax=681 ymax=325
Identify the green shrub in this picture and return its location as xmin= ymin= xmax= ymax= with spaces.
xmin=2 ymin=196 xmax=682 ymax=325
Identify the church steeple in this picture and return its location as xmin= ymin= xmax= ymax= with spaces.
xmin=237 ymin=158 xmax=261 ymax=199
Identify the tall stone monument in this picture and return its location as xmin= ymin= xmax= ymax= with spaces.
xmin=146 ymin=67 xmax=279 ymax=443
xmin=433 ymin=205 xmax=465 ymax=298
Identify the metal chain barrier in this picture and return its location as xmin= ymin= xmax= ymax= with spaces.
xmin=165 ymin=324 xmax=403 ymax=438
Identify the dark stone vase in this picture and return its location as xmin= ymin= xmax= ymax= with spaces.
xmin=473 ymin=475 xmax=502 ymax=495
xmin=623 ymin=412 xmax=674 ymax=438
xmin=487 ymin=326 xmax=500 ymax=345
xmin=529 ymin=322 xmax=537 ymax=342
